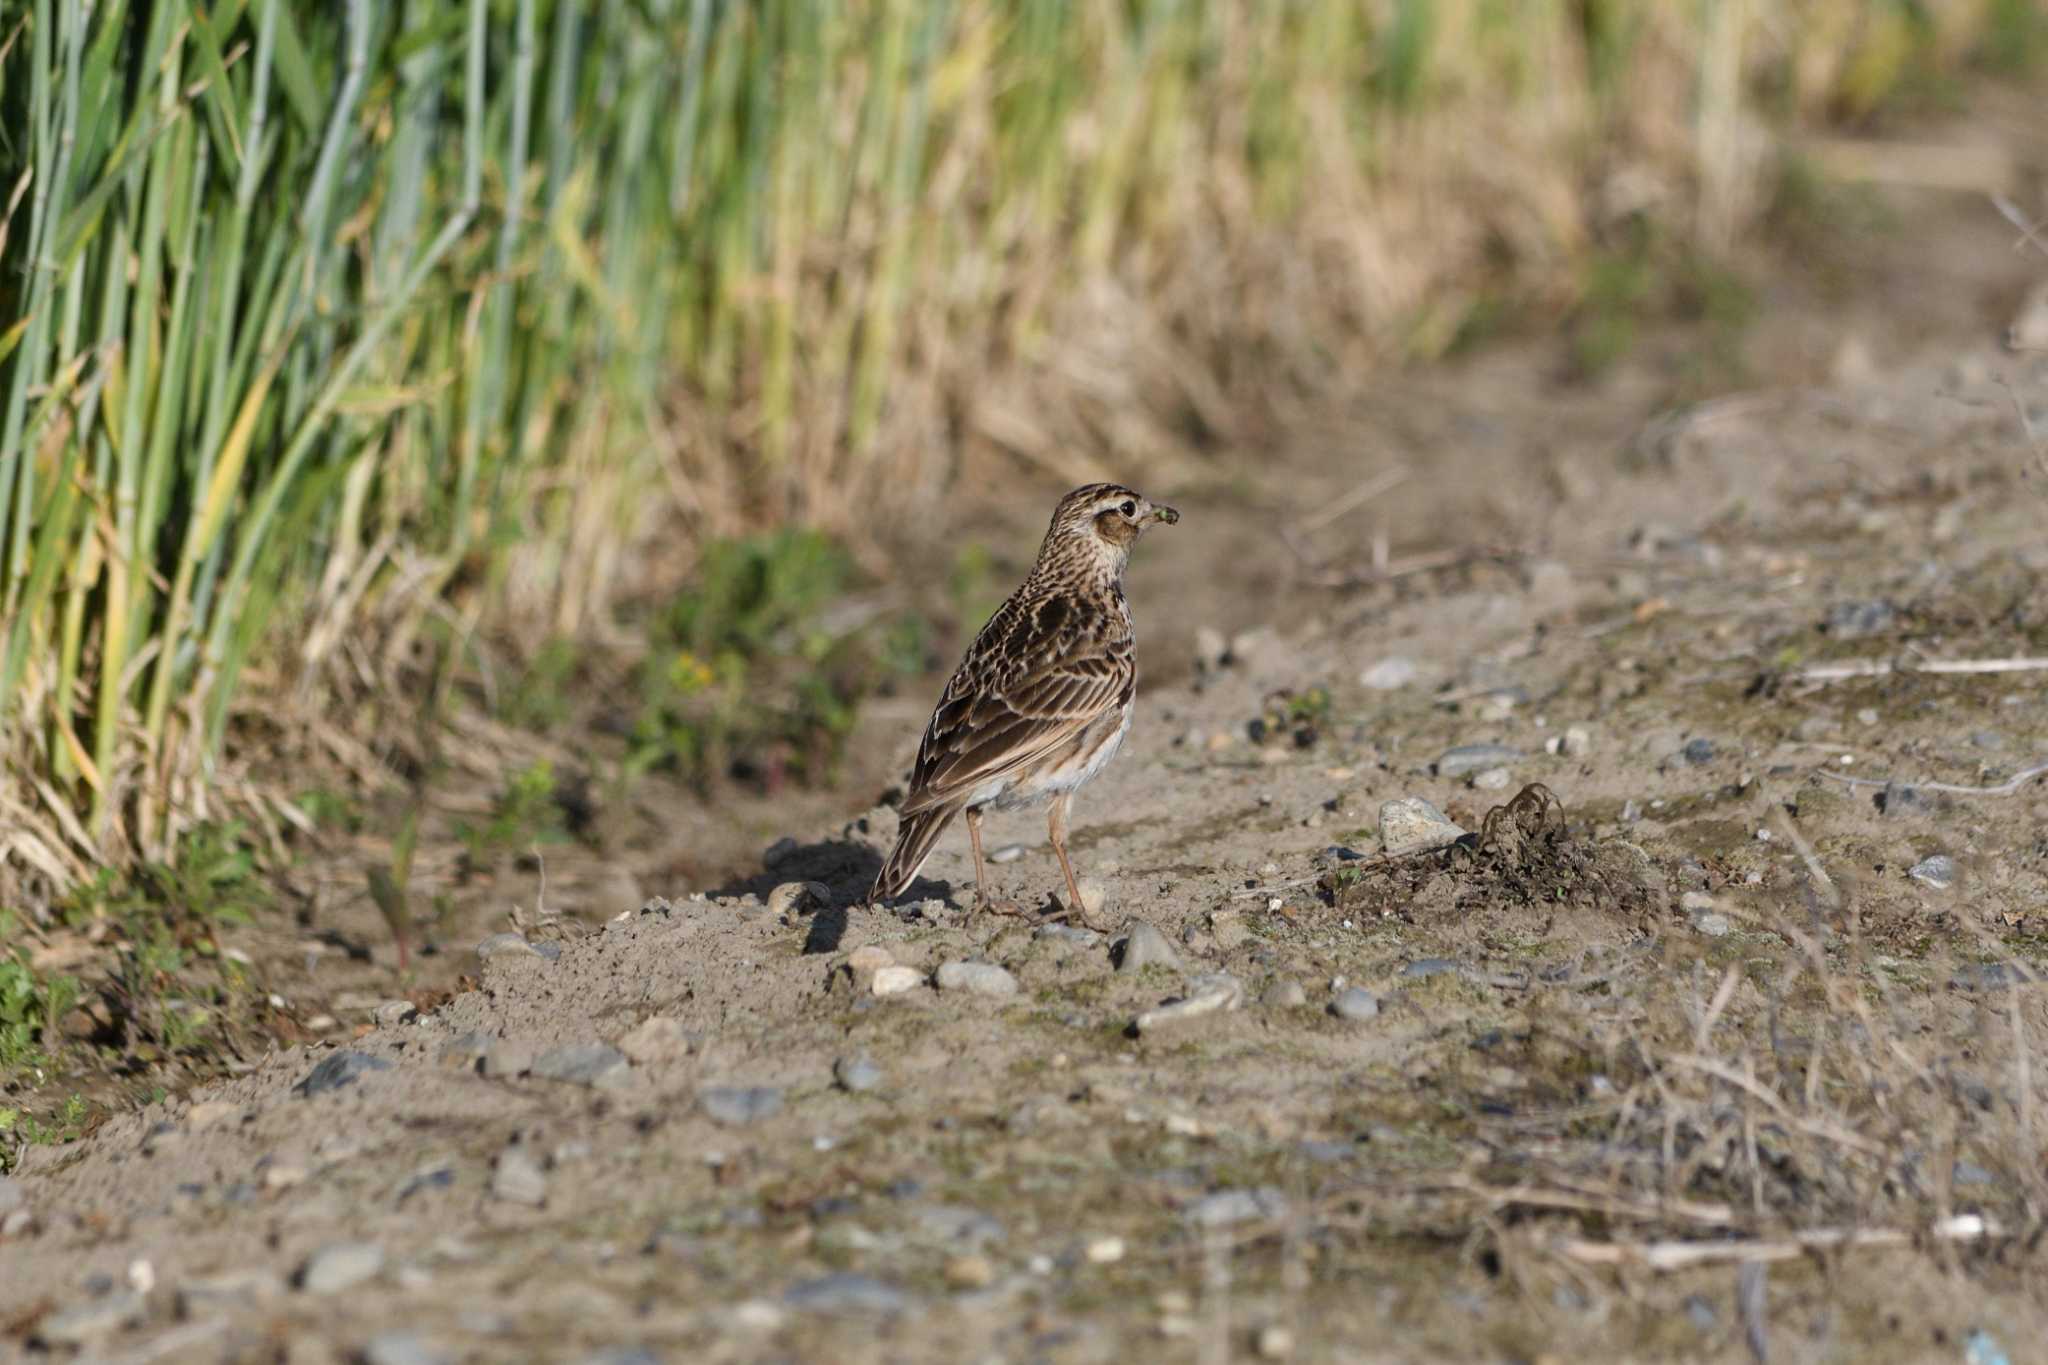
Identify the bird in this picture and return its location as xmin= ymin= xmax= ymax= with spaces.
xmin=870 ymin=483 xmax=1179 ymax=926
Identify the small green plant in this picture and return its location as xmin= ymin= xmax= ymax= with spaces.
xmin=458 ymin=760 xmax=573 ymax=863
xmin=0 ymin=940 xmax=83 ymax=1076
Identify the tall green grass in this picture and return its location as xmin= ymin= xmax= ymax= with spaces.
xmin=0 ymin=0 xmax=2019 ymax=902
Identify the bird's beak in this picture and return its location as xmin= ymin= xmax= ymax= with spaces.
xmin=1150 ymin=504 xmax=1180 ymax=525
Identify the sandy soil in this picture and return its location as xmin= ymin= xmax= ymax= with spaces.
xmin=5 ymin=166 xmax=2048 ymax=1362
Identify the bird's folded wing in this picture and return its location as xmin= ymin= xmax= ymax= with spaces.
xmin=902 ymin=649 xmax=1132 ymax=812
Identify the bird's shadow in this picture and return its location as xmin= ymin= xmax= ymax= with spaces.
xmin=708 ymin=838 xmax=952 ymax=955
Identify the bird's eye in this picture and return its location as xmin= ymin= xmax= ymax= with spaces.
xmin=1118 ymin=500 xmax=1136 ymax=517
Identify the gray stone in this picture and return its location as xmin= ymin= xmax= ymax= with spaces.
xmin=475 ymin=932 xmax=542 ymax=963
xmin=834 ymin=1054 xmax=884 ymax=1093
xmin=1330 ymin=987 xmax=1380 ymax=1021
xmin=296 ymin=1050 xmax=392 ymax=1097
xmin=1183 ymin=1188 xmax=1288 ymax=1228
xmin=1693 ymin=913 xmax=1732 ymax=937
xmin=1115 ymin=923 xmax=1183 ymax=974
xmin=1359 ymin=657 xmax=1418 ymax=691
xmin=1682 ymin=738 xmax=1718 ymax=766
xmin=988 ymin=843 xmax=1027 ymax=864
xmin=1262 ymin=978 xmax=1308 ymax=1008
xmin=1434 ymin=744 xmax=1522 ymax=777
xmin=1471 ymin=766 xmax=1512 ymax=790
xmin=1824 ymin=599 xmax=1896 ymax=639
xmin=1134 ymin=974 xmax=1244 ymax=1033
xmin=364 ymin=1333 xmax=450 ymax=1365
xmin=531 ymin=1043 xmax=631 ymax=1090
xmin=1400 ymin=958 xmax=1460 ymax=979
xmin=437 ymin=1031 xmax=496 ymax=1068
xmin=176 ymin=1268 xmax=285 ymax=1317
xmin=493 ymin=1147 xmax=548 ymax=1206
xmin=914 ymin=1204 xmax=1006 ymax=1246
xmin=700 ymin=1086 xmax=784 ymax=1126
xmin=1950 ymin=963 xmax=2038 ymax=992
xmin=783 ymin=1273 xmax=910 ymax=1315
xmin=1378 ymin=797 xmax=1466 ymax=856
xmin=934 ymin=961 xmax=1020 ymax=999
xmin=373 ymin=1000 xmax=418 ymax=1027
xmin=1035 ymin=924 xmax=1101 ymax=948
xmin=1952 ymin=1161 xmax=1997 ymax=1186
xmin=483 ymin=1041 xmax=537 ymax=1079
xmin=298 ymin=1241 xmax=385 ymax=1294
xmin=1882 ymin=782 xmax=1933 ymax=817
xmin=34 ymin=1290 xmax=145 ymax=1346
xmin=617 ymin=1016 xmax=691 ymax=1065
xmin=0 ymin=1175 xmax=22 ymax=1215
xmin=767 ymin=881 xmax=830 ymax=915
xmin=1908 ymin=855 xmax=1956 ymax=890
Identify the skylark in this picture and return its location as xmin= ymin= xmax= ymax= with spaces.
xmin=870 ymin=483 xmax=1180 ymax=925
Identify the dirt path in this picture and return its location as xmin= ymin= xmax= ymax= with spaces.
xmin=6 ymin=179 xmax=2048 ymax=1362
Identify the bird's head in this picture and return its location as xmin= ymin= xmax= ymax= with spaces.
xmin=1042 ymin=483 xmax=1180 ymax=569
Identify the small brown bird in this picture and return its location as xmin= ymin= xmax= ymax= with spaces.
xmin=871 ymin=483 xmax=1180 ymax=923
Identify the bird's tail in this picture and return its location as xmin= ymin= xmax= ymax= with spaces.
xmin=870 ymin=805 xmax=956 ymax=903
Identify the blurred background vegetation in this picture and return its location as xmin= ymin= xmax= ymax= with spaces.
xmin=0 ymin=0 xmax=2038 ymax=920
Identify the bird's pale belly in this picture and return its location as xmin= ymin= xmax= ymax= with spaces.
xmin=974 ymin=702 xmax=1133 ymax=812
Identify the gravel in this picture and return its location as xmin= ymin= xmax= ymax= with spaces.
xmin=871 ymin=965 xmax=925 ymax=996
xmin=296 ymin=1050 xmax=393 ymax=1097
xmin=1359 ymin=657 xmax=1419 ymax=690
xmin=834 ymin=1054 xmax=885 ymax=1093
xmin=1330 ymin=987 xmax=1380 ymax=1021
xmin=33 ymin=1291 xmax=145 ymax=1346
xmin=934 ymin=961 xmax=1021 ymax=998
xmin=492 ymin=1147 xmax=548 ymax=1206
xmin=1378 ymin=797 xmax=1466 ymax=856
xmin=1400 ymin=958 xmax=1460 ymax=979
xmin=1115 ymin=922 xmax=1183 ymax=973
xmin=1682 ymin=737 xmax=1717 ymax=766
xmin=700 ymin=1086 xmax=784 ymax=1126
xmin=176 ymin=1268 xmax=285 ymax=1316
xmin=1908 ymin=854 xmax=1956 ymax=889
xmin=298 ymin=1241 xmax=385 ymax=1294
xmin=783 ymin=1273 xmax=912 ymax=1316
xmin=1134 ymin=973 xmax=1244 ymax=1033
xmin=1434 ymin=743 xmax=1522 ymax=777
xmin=531 ymin=1042 xmax=632 ymax=1090
xmin=0 ymin=1175 xmax=22 ymax=1215
xmin=1183 ymin=1187 xmax=1288 ymax=1227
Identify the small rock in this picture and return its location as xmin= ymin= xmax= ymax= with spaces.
xmin=1881 ymin=781 xmax=1932 ymax=817
xmin=1823 ymin=599 xmax=1896 ymax=639
xmin=1378 ymin=797 xmax=1466 ymax=856
xmin=1035 ymin=923 xmax=1101 ymax=948
xmin=1262 ymin=978 xmax=1308 ymax=1009
xmin=1434 ymin=743 xmax=1522 ymax=777
xmin=1359 ymin=657 xmax=1418 ymax=691
xmin=783 ymin=1273 xmax=910 ymax=1316
xmin=1135 ymin=974 xmax=1244 ymax=1033
xmin=1621 ymin=799 xmax=1642 ymax=823
xmin=177 ymin=1268 xmax=285 ymax=1317
xmin=2010 ymin=277 xmax=2048 ymax=352
xmin=435 ymin=1033 xmax=495 ymax=1069
xmin=1 ymin=1208 xmax=31 ymax=1238
xmin=373 ymin=1000 xmax=418 ymax=1028
xmin=296 ymin=1050 xmax=393 ymax=1097
xmin=474 ymin=932 xmax=542 ymax=963
xmin=1400 ymin=959 xmax=1459 ymax=979
xmin=1682 ymin=737 xmax=1717 ymax=766
xmin=1680 ymin=891 xmax=1716 ymax=914
xmin=1470 ymin=766 xmax=1511 ymax=791
xmin=185 ymin=1099 xmax=242 ymax=1130
xmin=871 ymin=965 xmax=924 ymax=996
xmin=262 ymin=1162 xmax=309 ymax=1191
xmin=1086 ymin=1236 xmax=1126 ymax=1264
xmin=1908 ymin=854 xmax=1956 ymax=890
xmin=1952 ymin=1160 xmax=1997 ymax=1186
xmin=846 ymin=944 xmax=896 ymax=974
xmin=767 ymin=881 xmax=830 ymax=915
xmin=1115 ymin=923 xmax=1183 ymax=973
xmin=1950 ymin=963 xmax=2037 ymax=992
xmin=988 ymin=843 xmax=1027 ymax=864
xmin=1075 ymin=878 xmax=1109 ymax=918
xmin=0 ymin=1176 xmax=23 ymax=1216
xmin=33 ymin=1291 xmax=145 ymax=1346
xmin=834 ymin=1054 xmax=884 ymax=1093
xmin=492 ymin=1147 xmax=548 ymax=1206
xmin=700 ymin=1086 xmax=784 ymax=1126
xmin=531 ymin=1043 xmax=631 ymax=1090
xmin=935 ymin=961 xmax=1020 ymax=999
xmin=1965 ymin=1327 xmax=2014 ymax=1365
xmin=617 ymin=1016 xmax=691 ymax=1065
xmin=944 ymin=1254 xmax=995 ymax=1290
xmin=364 ymin=1334 xmax=449 ymax=1365
xmin=1330 ymin=987 xmax=1380 ymax=1021
xmin=1684 ymin=1294 xmax=1718 ymax=1330
xmin=1693 ymin=913 xmax=1732 ymax=938
xmin=482 ymin=1041 xmax=537 ymax=1079
xmin=298 ymin=1241 xmax=385 ymax=1294
xmin=1194 ymin=626 xmax=1228 ymax=674
xmin=1256 ymin=1324 xmax=1296 ymax=1359
xmin=1184 ymin=1188 xmax=1287 ymax=1228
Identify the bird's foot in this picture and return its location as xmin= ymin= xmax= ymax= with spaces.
xmin=977 ymin=896 xmax=1028 ymax=920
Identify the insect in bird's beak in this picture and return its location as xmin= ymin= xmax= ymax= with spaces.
xmin=1150 ymin=504 xmax=1180 ymax=525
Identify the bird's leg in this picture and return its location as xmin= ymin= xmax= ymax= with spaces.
xmin=965 ymin=807 xmax=991 ymax=907
xmin=1047 ymin=792 xmax=1103 ymax=929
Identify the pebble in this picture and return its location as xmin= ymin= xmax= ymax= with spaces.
xmin=364 ymin=1334 xmax=450 ymax=1365
xmin=1183 ymin=1187 xmax=1288 ymax=1227
xmin=1116 ymin=923 xmax=1183 ymax=973
xmin=531 ymin=1043 xmax=631 ymax=1090
xmin=1359 ymin=657 xmax=1418 ymax=690
xmin=1262 ymin=978 xmax=1308 ymax=1008
xmin=767 ymin=881 xmax=830 ymax=915
xmin=1953 ymin=1160 xmax=1997 ymax=1186
xmin=617 ymin=1016 xmax=691 ymax=1064
xmin=783 ymin=1273 xmax=910 ymax=1316
xmin=474 ymin=932 xmax=542 ymax=963
xmin=1075 ymin=879 xmax=1109 ymax=918
xmin=847 ymin=944 xmax=896 ymax=974
xmin=33 ymin=1291 xmax=145 ymax=1346
xmin=492 ymin=1147 xmax=548 ymax=1206
xmin=299 ymin=1241 xmax=385 ymax=1294
xmin=1086 ymin=1236 xmax=1126 ymax=1263
xmin=374 ymin=1000 xmax=419 ymax=1027
xmin=482 ymin=1041 xmax=537 ymax=1079
xmin=988 ymin=843 xmax=1027 ymax=864
xmin=871 ymin=965 xmax=924 ymax=996
xmin=1035 ymin=924 xmax=1102 ymax=948
xmin=436 ymin=1033 xmax=495 ymax=1069
xmin=185 ymin=1098 xmax=242 ymax=1130
xmin=176 ymin=1268 xmax=285 ymax=1316
xmin=834 ymin=1054 xmax=885 ymax=1093
xmin=935 ymin=961 xmax=1020 ymax=998
xmin=1471 ymin=766 xmax=1511 ymax=790
xmin=1435 ymin=743 xmax=1521 ymax=777
xmin=1680 ymin=891 xmax=1716 ymax=914
xmin=1824 ymin=599 xmax=1896 ymax=639
xmin=700 ymin=1086 xmax=784 ymax=1126
xmin=1378 ymin=797 xmax=1467 ymax=856
xmin=1882 ymin=781 xmax=1932 ymax=817
xmin=1330 ymin=987 xmax=1380 ymax=1021
xmin=296 ymin=1050 xmax=393 ymax=1097
xmin=1950 ymin=963 xmax=2037 ymax=992
xmin=1 ymin=1208 xmax=30 ymax=1238
xmin=1400 ymin=959 xmax=1460 ymax=979
xmin=0 ymin=1176 xmax=22 ymax=1216
xmin=1256 ymin=1324 xmax=1296 ymax=1359
xmin=1682 ymin=738 xmax=1718 ymax=766
xmin=1693 ymin=913 xmax=1732 ymax=937
xmin=944 ymin=1254 xmax=996 ymax=1290
xmin=1135 ymin=974 xmax=1244 ymax=1033
xmin=1908 ymin=855 xmax=1955 ymax=890
xmin=1194 ymin=626 xmax=1228 ymax=673
xmin=262 ymin=1162 xmax=309 ymax=1190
